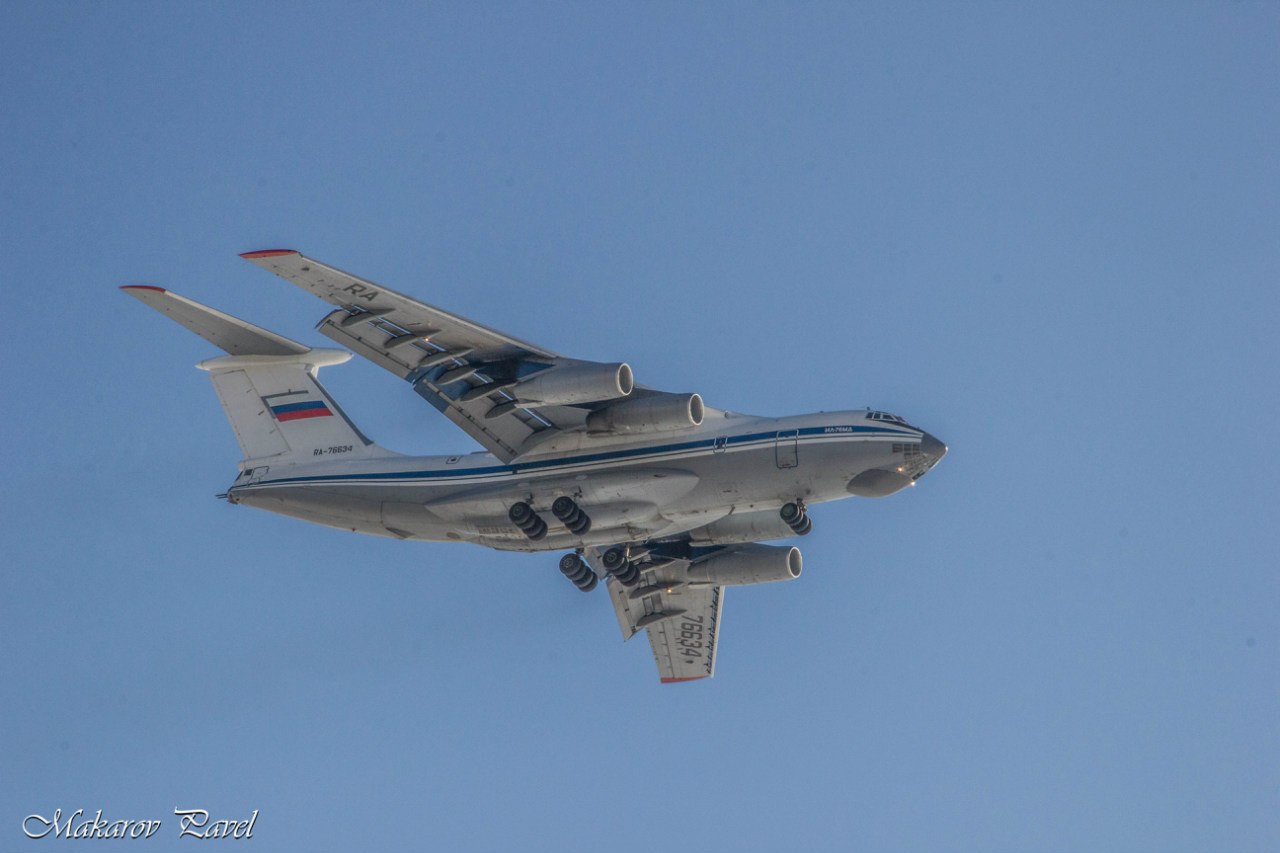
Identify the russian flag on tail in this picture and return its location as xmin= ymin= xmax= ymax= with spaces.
xmin=270 ymin=400 xmax=333 ymax=422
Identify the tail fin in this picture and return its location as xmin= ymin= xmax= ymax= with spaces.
xmin=123 ymin=286 xmax=395 ymax=465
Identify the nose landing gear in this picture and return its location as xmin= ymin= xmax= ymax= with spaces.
xmin=780 ymin=501 xmax=812 ymax=536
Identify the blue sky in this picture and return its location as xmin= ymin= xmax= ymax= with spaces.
xmin=2 ymin=3 xmax=1277 ymax=851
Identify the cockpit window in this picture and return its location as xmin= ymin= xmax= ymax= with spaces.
xmin=868 ymin=411 xmax=904 ymax=423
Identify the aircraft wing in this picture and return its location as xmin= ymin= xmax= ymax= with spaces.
xmin=241 ymin=250 xmax=689 ymax=462
xmin=604 ymin=559 xmax=724 ymax=683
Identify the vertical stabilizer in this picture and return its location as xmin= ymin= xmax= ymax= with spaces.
xmin=123 ymin=285 xmax=395 ymax=466
xmin=197 ymin=350 xmax=385 ymax=464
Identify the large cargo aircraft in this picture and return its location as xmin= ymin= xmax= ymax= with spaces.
xmin=125 ymin=250 xmax=946 ymax=682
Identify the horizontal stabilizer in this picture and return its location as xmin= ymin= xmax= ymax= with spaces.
xmin=121 ymin=285 xmax=308 ymax=356
xmin=124 ymin=284 xmax=393 ymax=464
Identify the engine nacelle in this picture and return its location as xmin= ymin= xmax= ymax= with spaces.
xmin=585 ymin=393 xmax=704 ymax=434
xmin=515 ymin=363 xmax=633 ymax=406
xmin=686 ymin=543 xmax=802 ymax=586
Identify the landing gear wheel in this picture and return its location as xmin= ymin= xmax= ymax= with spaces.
xmin=509 ymin=502 xmax=535 ymax=525
xmin=558 ymin=553 xmax=598 ymax=591
xmin=602 ymin=547 xmax=628 ymax=572
xmin=614 ymin=563 xmax=641 ymax=586
xmin=552 ymin=496 xmax=592 ymax=535
xmin=552 ymin=496 xmax=578 ymax=519
xmin=510 ymin=501 xmax=548 ymax=540
xmin=781 ymin=501 xmax=811 ymax=535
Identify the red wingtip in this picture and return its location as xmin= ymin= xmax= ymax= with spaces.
xmin=239 ymin=249 xmax=298 ymax=259
xmin=660 ymin=676 xmax=709 ymax=684
xmin=120 ymin=285 xmax=166 ymax=292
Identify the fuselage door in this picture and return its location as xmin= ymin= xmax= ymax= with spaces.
xmin=775 ymin=430 xmax=798 ymax=469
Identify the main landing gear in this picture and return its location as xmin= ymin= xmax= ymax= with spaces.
xmin=551 ymin=496 xmax=591 ymax=535
xmin=559 ymin=552 xmax=598 ymax=592
xmin=780 ymin=501 xmax=812 ymax=536
xmin=509 ymin=497 xmax=593 ymax=541
xmin=562 ymin=543 xmax=682 ymax=592
xmin=602 ymin=546 xmax=641 ymax=586
xmin=559 ymin=546 xmax=655 ymax=593
xmin=508 ymin=501 xmax=547 ymax=540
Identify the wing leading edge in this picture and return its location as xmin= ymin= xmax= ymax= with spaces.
xmin=241 ymin=250 xmax=689 ymax=462
xmin=242 ymin=250 xmax=571 ymax=460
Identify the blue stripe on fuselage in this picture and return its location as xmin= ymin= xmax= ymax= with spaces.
xmin=245 ymin=424 xmax=918 ymax=489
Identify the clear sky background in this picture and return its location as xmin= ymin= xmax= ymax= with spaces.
xmin=2 ymin=3 xmax=1277 ymax=851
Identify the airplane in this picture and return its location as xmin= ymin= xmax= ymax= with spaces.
xmin=124 ymin=250 xmax=946 ymax=683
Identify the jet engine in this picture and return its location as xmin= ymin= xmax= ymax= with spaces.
xmin=585 ymin=393 xmax=704 ymax=434
xmin=685 ymin=543 xmax=802 ymax=586
xmin=515 ymin=363 xmax=634 ymax=406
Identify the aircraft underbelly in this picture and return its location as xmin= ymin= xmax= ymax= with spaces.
xmin=235 ymin=488 xmax=399 ymax=538
xmin=421 ymin=467 xmax=700 ymax=521
xmin=235 ymin=435 xmax=892 ymax=546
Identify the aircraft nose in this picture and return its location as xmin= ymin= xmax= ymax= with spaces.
xmin=920 ymin=432 xmax=947 ymax=468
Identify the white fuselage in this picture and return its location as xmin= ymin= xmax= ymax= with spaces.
xmin=127 ymin=254 xmax=951 ymax=682
xmin=227 ymin=409 xmax=942 ymax=551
